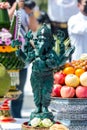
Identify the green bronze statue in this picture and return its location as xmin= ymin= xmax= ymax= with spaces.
xmin=11 ymin=24 xmax=75 ymax=124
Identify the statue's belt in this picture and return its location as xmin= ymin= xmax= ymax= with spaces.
xmin=51 ymin=21 xmax=67 ymax=29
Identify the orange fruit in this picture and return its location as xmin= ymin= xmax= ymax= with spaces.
xmin=63 ymin=67 xmax=75 ymax=75
xmin=64 ymin=62 xmax=71 ymax=67
xmin=75 ymin=68 xmax=85 ymax=77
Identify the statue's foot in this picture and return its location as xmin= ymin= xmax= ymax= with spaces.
xmin=33 ymin=107 xmax=41 ymax=113
xmin=42 ymin=107 xmax=49 ymax=113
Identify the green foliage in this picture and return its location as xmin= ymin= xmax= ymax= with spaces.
xmin=9 ymin=4 xmax=19 ymax=39
xmin=9 ymin=15 xmax=16 ymax=38
xmin=35 ymin=0 xmax=48 ymax=11
xmin=0 ymin=52 xmax=25 ymax=70
xmin=0 ymin=10 xmax=10 ymax=29
xmin=0 ymin=0 xmax=6 ymax=2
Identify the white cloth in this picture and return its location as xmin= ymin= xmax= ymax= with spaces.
xmin=68 ymin=12 xmax=87 ymax=60
xmin=0 ymin=118 xmax=28 ymax=130
xmin=48 ymin=0 xmax=79 ymax=22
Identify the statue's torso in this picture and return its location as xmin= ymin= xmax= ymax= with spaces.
xmin=32 ymin=57 xmax=52 ymax=73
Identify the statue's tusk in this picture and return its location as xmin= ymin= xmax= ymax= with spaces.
xmin=30 ymin=40 xmax=35 ymax=48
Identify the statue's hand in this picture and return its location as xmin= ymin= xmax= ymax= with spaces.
xmin=46 ymin=51 xmax=59 ymax=69
xmin=11 ymin=39 xmax=22 ymax=48
xmin=15 ymin=49 xmax=22 ymax=57
xmin=25 ymin=30 xmax=33 ymax=40
xmin=15 ymin=49 xmax=27 ymax=62
xmin=64 ymin=45 xmax=75 ymax=58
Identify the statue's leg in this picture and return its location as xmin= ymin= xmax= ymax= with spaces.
xmin=30 ymin=72 xmax=42 ymax=113
xmin=42 ymin=74 xmax=53 ymax=113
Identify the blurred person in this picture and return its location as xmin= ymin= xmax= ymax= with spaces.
xmin=8 ymin=0 xmax=38 ymax=118
xmin=37 ymin=10 xmax=51 ymax=25
xmin=8 ymin=0 xmax=29 ymax=36
xmin=8 ymin=0 xmax=28 ymax=118
xmin=8 ymin=0 xmax=17 ymax=19
xmin=24 ymin=0 xmax=39 ymax=32
xmin=48 ymin=0 xmax=79 ymax=40
xmin=68 ymin=0 xmax=87 ymax=60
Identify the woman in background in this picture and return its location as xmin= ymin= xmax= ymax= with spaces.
xmin=8 ymin=0 xmax=38 ymax=118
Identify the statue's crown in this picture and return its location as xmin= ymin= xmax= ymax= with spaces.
xmin=37 ymin=23 xmax=52 ymax=38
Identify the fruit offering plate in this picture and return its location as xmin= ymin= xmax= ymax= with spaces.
xmin=22 ymin=122 xmax=49 ymax=130
xmin=50 ymin=97 xmax=87 ymax=130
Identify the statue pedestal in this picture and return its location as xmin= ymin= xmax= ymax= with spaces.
xmin=50 ymin=97 xmax=87 ymax=130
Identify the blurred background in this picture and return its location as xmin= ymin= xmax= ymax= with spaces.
xmin=35 ymin=0 xmax=47 ymax=11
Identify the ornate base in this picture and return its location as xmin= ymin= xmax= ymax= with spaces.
xmin=0 ymin=116 xmax=16 ymax=123
xmin=0 ymin=98 xmax=4 ymax=105
xmin=22 ymin=122 xmax=49 ymax=130
xmin=5 ymin=89 xmax=22 ymax=99
xmin=0 ymin=98 xmax=16 ymax=123
xmin=0 ymin=89 xmax=22 ymax=123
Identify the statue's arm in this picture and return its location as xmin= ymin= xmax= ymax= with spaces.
xmin=11 ymin=39 xmax=27 ymax=63
xmin=59 ymin=45 xmax=75 ymax=67
xmin=25 ymin=49 xmax=36 ymax=63
xmin=15 ymin=49 xmax=27 ymax=63
xmin=14 ymin=47 xmax=36 ymax=64
xmin=46 ymin=50 xmax=60 ymax=69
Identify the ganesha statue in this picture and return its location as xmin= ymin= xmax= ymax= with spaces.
xmin=11 ymin=23 xmax=75 ymax=124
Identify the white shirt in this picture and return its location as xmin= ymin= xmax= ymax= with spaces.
xmin=19 ymin=9 xmax=30 ymax=68
xmin=68 ymin=12 xmax=87 ymax=60
xmin=48 ymin=0 xmax=79 ymax=22
xmin=19 ymin=8 xmax=29 ymax=37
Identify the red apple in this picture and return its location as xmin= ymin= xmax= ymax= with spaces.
xmin=54 ymin=72 xmax=66 ymax=85
xmin=51 ymin=84 xmax=62 ymax=97
xmin=60 ymin=85 xmax=76 ymax=98
xmin=76 ymin=86 xmax=87 ymax=98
